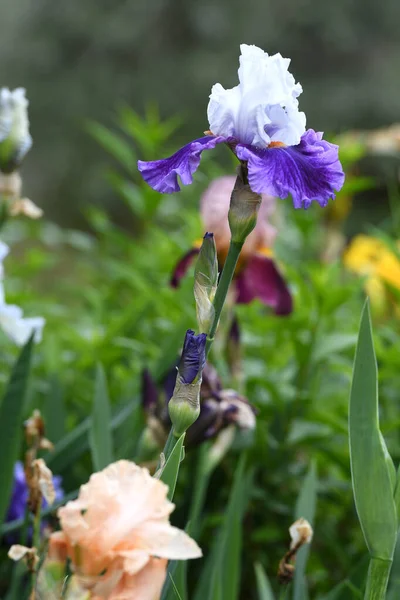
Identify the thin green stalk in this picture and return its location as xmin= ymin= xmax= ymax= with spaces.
xmin=160 ymin=238 xmax=244 ymax=464
xmin=364 ymin=558 xmax=392 ymax=600
xmin=279 ymin=585 xmax=290 ymax=600
xmin=206 ymin=239 xmax=243 ymax=356
xmin=30 ymin=503 xmax=42 ymax=597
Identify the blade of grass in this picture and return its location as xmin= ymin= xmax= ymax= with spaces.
xmin=89 ymin=364 xmax=114 ymax=470
xmin=293 ymin=461 xmax=318 ymax=600
xmin=349 ymin=300 xmax=397 ymax=561
xmin=255 ymin=562 xmax=276 ymax=600
xmin=0 ymin=336 xmax=34 ymax=524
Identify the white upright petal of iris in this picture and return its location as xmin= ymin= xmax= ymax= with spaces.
xmin=0 ymin=281 xmax=45 ymax=346
xmin=0 ymin=241 xmax=9 ymax=280
xmin=0 ymin=87 xmax=32 ymax=163
xmin=0 ymin=89 xmax=13 ymax=143
xmin=207 ymin=44 xmax=306 ymax=148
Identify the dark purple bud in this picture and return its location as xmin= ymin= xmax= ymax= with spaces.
xmin=178 ymin=329 xmax=207 ymax=384
xmin=170 ymin=247 xmax=201 ymax=288
xmin=141 ymin=369 xmax=159 ymax=414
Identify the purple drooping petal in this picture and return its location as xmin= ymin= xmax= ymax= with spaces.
xmin=235 ymin=254 xmax=293 ymax=315
xmin=235 ymin=129 xmax=345 ymax=209
xmin=170 ymin=247 xmax=201 ymax=288
xmin=138 ymin=135 xmax=227 ymax=193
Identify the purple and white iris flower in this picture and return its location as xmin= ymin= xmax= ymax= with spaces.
xmin=138 ymin=44 xmax=344 ymax=208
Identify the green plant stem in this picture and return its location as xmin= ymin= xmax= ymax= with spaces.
xmin=30 ymin=504 xmax=42 ymax=597
xmin=206 ymin=239 xmax=243 ymax=356
xmin=364 ymin=558 xmax=392 ymax=600
xmin=279 ymin=584 xmax=290 ymax=600
xmin=160 ymin=238 xmax=244 ymax=465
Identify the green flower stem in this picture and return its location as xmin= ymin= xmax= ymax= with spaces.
xmin=206 ymin=239 xmax=243 ymax=356
xmin=160 ymin=239 xmax=244 ymax=466
xmin=364 ymin=558 xmax=392 ymax=600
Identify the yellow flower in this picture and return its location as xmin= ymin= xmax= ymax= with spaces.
xmin=344 ymin=235 xmax=400 ymax=313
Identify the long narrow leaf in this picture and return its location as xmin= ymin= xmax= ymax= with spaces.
xmin=221 ymin=457 xmax=249 ymax=600
xmin=293 ymin=461 xmax=318 ymax=600
xmin=168 ymin=574 xmax=183 ymax=600
xmin=89 ymin=364 xmax=114 ymax=470
xmin=160 ymin=434 xmax=185 ymax=500
xmin=194 ymin=456 xmax=249 ymax=600
xmin=255 ymin=562 xmax=275 ymax=600
xmin=0 ymin=336 xmax=34 ymax=525
xmin=43 ymin=374 xmax=66 ymax=443
xmin=349 ymin=300 xmax=397 ymax=560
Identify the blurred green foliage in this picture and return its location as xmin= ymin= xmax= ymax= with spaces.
xmin=1 ymin=110 xmax=400 ymax=599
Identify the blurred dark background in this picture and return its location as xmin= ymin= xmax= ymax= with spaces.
xmin=1 ymin=0 xmax=400 ymax=226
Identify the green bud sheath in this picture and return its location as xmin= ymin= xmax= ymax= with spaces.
xmin=228 ymin=165 xmax=262 ymax=245
xmin=194 ymin=232 xmax=218 ymax=334
xmin=168 ymin=376 xmax=201 ymax=437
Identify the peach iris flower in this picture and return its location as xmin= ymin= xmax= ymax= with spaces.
xmin=47 ymin=460 xmax=202 ymax=600
xmin=172 ymin=176 xmax=292 ymax=315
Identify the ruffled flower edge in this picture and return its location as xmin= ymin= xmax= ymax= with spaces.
xmin=138 ymin=130 xmax=344 ymax=209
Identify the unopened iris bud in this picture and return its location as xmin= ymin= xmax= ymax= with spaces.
xmin=169 ymin=329 xmax=206 ymax=436
xmin=228 ymin=165 xmax=262 ymax=245
xmin=194 ymin=232 xmax=218 ymax=334
xmin=0 ymin=88 xmax=32 ymax=174
xmin=178 ymin=329 xmax=207 ymax=384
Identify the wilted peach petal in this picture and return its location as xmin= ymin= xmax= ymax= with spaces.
xmin=10 ymin=197 xmax=43 ymax=219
